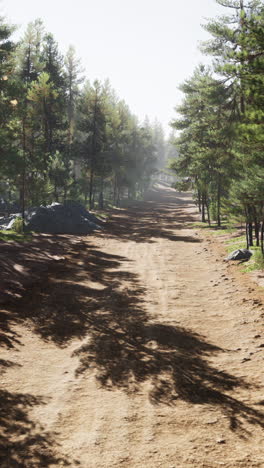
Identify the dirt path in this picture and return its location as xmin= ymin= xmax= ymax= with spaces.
xmin=1 ymin=184 xmax=264 ymax=467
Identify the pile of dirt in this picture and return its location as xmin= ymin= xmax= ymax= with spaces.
xmin=0 ymin=201 xmax=103 ymax=235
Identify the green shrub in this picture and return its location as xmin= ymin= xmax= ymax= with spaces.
xmin=253 ymin=250 xmax=264 ymax=270
xmin=174 ymin=180 xmax=192 ymax=192
xmin=12 ymin=217 xmax=24 ymax=234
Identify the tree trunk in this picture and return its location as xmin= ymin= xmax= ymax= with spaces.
xmin=98 ymin=177 xmax=104 ymax=209
xmin=248 ymin=222 xmax=253 ymax=247
xmin=261 ymin=220 xmax=264 ymax=256
xmin=255 ymin=220 xmax=260 ymax=247
xmin=201 ymin=193 xmax=206 ymax=223
xmin=205 ymin=197 xmax=211 ymax=226
xmin=246 ymin=222 xmax=249 ymax=250
xmin=89 ymin=166 xmax=94 ymax=210
xmin=253 ymin=207 xmax=259 ymax=246
xmin=217 ymin=177 xmax=221 ymax=227
xmin=197 ymin=189 xmax=201 ymax=213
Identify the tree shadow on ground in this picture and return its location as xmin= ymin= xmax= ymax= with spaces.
xmin=71 ymin=274 xmax=264 ymax=436
xmin=2 ymin=187 xmax=263 ymax=445
xmin=103 ymin=186 xmax=200 ymax=244
xmin=0 ymin=233 xmax=85 ymax=304
xmin=0 ymin=361 xmax=77 ymax=467
xmin=3 ymin=235 xmax=264 ymax=437
xmin=7 ymin=246 xmax=132 ymax=346
xmin=0 ymin=390 xmax=76 ymax=467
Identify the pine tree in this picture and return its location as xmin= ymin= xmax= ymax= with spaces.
xmin=76 ymin=80 xmax=108 ymax=209
xmin=0 ymin=17 xmax=19 ymax=212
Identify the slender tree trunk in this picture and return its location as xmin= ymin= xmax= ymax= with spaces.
xmin=201 ymin=193 xmax=206 ymax=223
xmin=89 ymin=164 xmax=94 ymax=210
xmin=246 ymin=222 xmax=249 ymax=250
xmin=261 ymin=220 xmax=264 ymax=256
xmin=205 ymin=197 xmax=211 ymax=226
xmin=248 ymin=222 xmax=253 ymax=247
xmin=247 ymin=206 xmax=253 ymax=247
xmin=245 ymin=206 xmax=253 ymax=248
xmin=253 ymin=207 xmax=259 ymax=246
xmin=217 ymin=177 xmax=221 ymax=227
xmin=113 ymin=173 xmax=118 ymax=206
xmin=98 ymin=177 xmax=104 ymax=209
xmin=197 ymin=189 xmax=201 ymax=213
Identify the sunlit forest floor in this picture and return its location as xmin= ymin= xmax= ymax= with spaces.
xmin=1 ymin=184 xmax=264 ymax=467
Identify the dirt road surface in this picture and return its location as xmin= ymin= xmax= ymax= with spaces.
xmin=1 ymin=184 xmax=264 ymax=467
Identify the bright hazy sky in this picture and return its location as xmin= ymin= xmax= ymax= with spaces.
xmin=2 ymin=0 xmax=225 ymax=135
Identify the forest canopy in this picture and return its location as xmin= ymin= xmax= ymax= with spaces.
xmin=170 ymin=0 xmax=264 ymax=253
xmin=0 ymin=17 xmax=167 ymax=216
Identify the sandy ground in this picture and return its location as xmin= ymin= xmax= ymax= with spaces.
xmin=1 ymin=184 xmax=264 ymax=468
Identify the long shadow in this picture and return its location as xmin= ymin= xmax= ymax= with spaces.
xmin=2 ymin=187 xmax=263 ymax=445
xmin=8 ymin=247 xmax=132 ymax=346
xmin=2 ymin=228 xmax=264 ymax=438
xmin=104 ymin=188 xmax=200 ymax=244
xmin=70 ymin=273 xmax=264 ymax=436
xmin=0 ymin=360 xmax=76 ymax=467
xmin=8 ymin=242 xmax=262 ymax=436
xmin=0 ymin=389 xmax=74 ymax=467
xmin=0 ymin=233 xmax=84 ymax=304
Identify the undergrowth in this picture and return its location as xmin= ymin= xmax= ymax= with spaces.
xmin=192 ymin=222 xmax=264 ymax=273
xmin=0 ymin=230 xmax=32 ymax=242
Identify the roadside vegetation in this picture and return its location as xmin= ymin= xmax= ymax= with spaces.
xmin=170 ymin=0 xmax=264 ymax=260
xmin=0 ymin=16 xmax=171 ymax=228
xmin=191 ymin=219 xmax=264 ymax=273
xmin=0 ymin=230 xmax=32 ymax=242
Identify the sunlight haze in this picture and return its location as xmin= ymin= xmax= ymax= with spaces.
xmin=2 ymin=0 xmax=225 ymax=135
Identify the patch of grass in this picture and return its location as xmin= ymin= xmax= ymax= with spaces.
xmin=189 ymin=222 xmax=211 ymax=229
xmin=211 ymin=226 xmax=237 ymax=236
xmin=0 ymin=230 xmax=32 ymax=242
xmin=189 ymin=221 xmax=237 ymax=235
xmin=223 ymin=234 xmax=264 ymax=273
xmin=226 ymin=235 xmax=246 ymax=252
xmin=242 ymin=249 xmax=264 ymax=273
xmin=192 ymin=217 xmax=264 ymax=274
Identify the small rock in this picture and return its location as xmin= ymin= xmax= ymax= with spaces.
xmin=216 ymin=438 xmax=226 ymax=444
xmin=226 ymin=249 xmax=252 ymax=261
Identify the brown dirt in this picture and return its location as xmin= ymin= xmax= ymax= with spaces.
xmin=1 ymin=184 xmax=264 ymax=468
